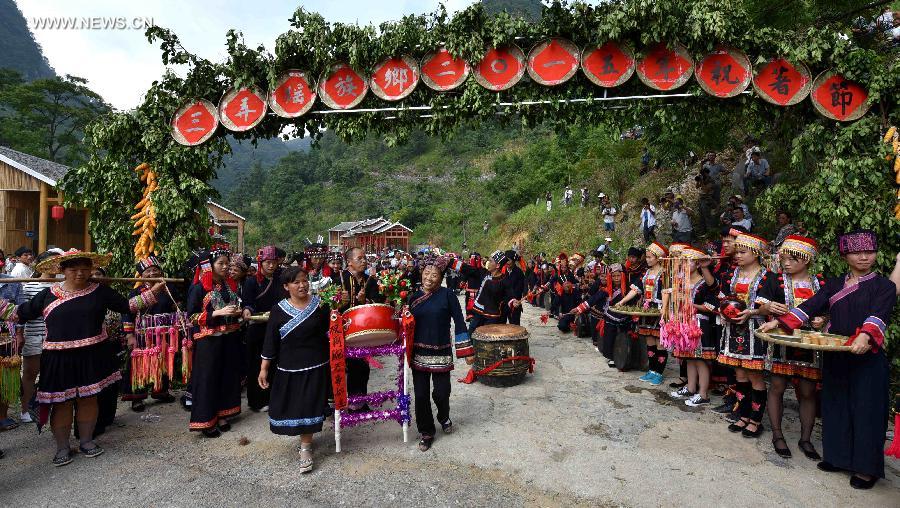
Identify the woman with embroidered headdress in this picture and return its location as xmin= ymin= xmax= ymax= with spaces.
xmin=241 ymin=245 xmax=287 ymax=412
xmin=570 ymin=263 xmax=627 ymax=363
xmin=229 ymin=254 xmax=250 ymax=298
xmin=760 ymin=235 xmax=825 ymax=460
xmin=760 ymin=230 xmax=896 ymax=489
xmin=459 ymin=251 xmax=516 ymax=336
xmin=618 ymin=241 xmax=668 ymax=385
xmin=258 ymin=267 xmax=329 ymax=473
xmin=326 ymin=250 xmax=343 ymax=275
xmin=121 ymin=255 xmax=179 ymax=412
xmin=708 ymin=232 xmax=774 ymax=438
xmin=0 ymin=250 xmax=165 ymax=466
xmin=187 ymin=245 xmax=244 ymax=437
xmin=302 ymin=242 xmax=332 ymax=294
xmin=410 ymin=255 xmax=473 ymax=451
xmin=668 ymin=246 xmax=718 ymax=407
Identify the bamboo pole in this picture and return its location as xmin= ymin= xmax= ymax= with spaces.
xmin=0 ymin=277 xmax=185 ymax=284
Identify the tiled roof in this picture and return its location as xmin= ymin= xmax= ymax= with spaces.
xmin=0 ymin=146 xmax=69 ymax=185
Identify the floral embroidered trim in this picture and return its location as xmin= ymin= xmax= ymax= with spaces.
xmin=44 ymin=283 xmax=99 ymax=319
xmin=37 ymin=370 xmax=122 ymax=404
xmin=43 ymin=330 xmax=108 ymax=350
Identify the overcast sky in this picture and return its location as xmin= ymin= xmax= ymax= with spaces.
xmin=16 ymin=0 xmax=478 ymax=109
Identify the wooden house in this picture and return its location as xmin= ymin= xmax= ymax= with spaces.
xmin=328 ymin=217 xmax=412 ymax=253
xmin=206 ymin=201 xmax=247 ymax=254
xmin=0 ymin=146 xmax=90 ymax=253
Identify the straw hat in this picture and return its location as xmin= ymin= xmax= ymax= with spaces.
xmin=35 ymin=249 xmax=112 ymax=275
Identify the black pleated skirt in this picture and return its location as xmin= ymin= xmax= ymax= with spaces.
xmin=268 ymin=362 xmax=329 ymax=436
xmin=38 ymin=340 xmax=121 ymax=404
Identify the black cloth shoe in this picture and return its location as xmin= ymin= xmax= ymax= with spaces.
xmin=712 ymin=401 xmax=735 ymax=414
xmin=152 ymin=392 xmax=176 ymax=403
xmin=417 ymin=435 xmax=434 ymax=452
xmin=849 ymin=475 xmax=877 ymax=490
xmin=180 ymin=395 xmax=192 ymax=411
xmin=798 ymin=440 xmax=821 ymax=461
xmin=440 ymin=420 xmax=453 ymax=434
xmin=772 ymin=436 xmax=792 ymax=458
xmin=741 ymin=422 xmax=764 ymax=438
xmin=131 ymin=400 xmax=146 ymax=412
xmin=202 ymin=428 xmax=221 ymax=438
xmin=817 ymin=461 xmax=842 ymax=473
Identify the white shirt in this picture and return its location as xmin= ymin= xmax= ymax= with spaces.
xmin=732 ymin=218 xmax=752 ymax=230
xmin=640 ymin=205 xmax=657 ymax=228
xmin=10 ymin=263 xmax=33 ymax=278
xmin=601 ymin=207 xmax=617 ymax=223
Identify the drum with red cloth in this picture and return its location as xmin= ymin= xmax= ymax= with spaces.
xmin=471 ymin=324 xmax=531 ymax=387
xmin=342 ymin=304 xmax=398 ymax=347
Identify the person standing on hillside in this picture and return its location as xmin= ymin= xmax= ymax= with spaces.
xmin=564 ymin=186 xmax=573 ymax=207
xmin=580 ymin=187 xmax=588 ymax=208
xmin=599 ymin=194 xmax=617 ymax=232
xmin=640 ymin=198 xmax=657 ymax=242
xmin=671 ymin=198 xmax=694 ymax=243
xmin=545 ymin=190 xmax=553 ymax=212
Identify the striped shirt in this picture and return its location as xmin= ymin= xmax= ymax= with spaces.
xmin=18 ymin=281 xmax=54 ymax=339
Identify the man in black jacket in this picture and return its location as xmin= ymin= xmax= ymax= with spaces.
xmin=502 ymin=250 xmax=526 ymax=325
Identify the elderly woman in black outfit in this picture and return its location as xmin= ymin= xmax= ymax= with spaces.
xmin=0 ymin=250 xmax=164 ymax=466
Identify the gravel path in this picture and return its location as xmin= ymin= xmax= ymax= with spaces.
xmin=1 ymin=299 xmax=898 ymax=507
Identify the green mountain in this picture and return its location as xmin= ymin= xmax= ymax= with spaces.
xmin=0 ymin=0 xmax=55 ymax=80
xmin=482 ymin=0 xmax=544 ymax=21
xmin=213 ymin=136 xmax=311 ymax=193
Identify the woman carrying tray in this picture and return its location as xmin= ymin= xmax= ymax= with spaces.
xmin=705 ymin=232 xmax=774 ymax=438
xmin=259 ymin=267 xmax=330 ymax=473
xmin=760 ymin=235 xmax=825 ymax=460
xmin=759 ymin=230 xmax=896 ymax=490
xmin=618 ymin=241 xmax=668 ymax=385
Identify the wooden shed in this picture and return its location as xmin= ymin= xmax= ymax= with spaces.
xmin=206 ymin=201 xmax=246 ymax=254
xmin=0 ymin=146 xmax=90 ymax=253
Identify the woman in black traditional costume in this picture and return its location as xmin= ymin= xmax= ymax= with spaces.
xmin=761 ymin=235 xmax=825 ymax=460
xmin=241 ymin=245 xmax=287 ymax=412
xmin=259 ymin=267 xmax=329 ymax=473
xmin=760 ymin=230 xmax=896 ymax=489
xmin=0 ymin=249 xmax=164 ymax=466
xmin=408 ymin=256 xmax=473 ymax=452
xmin=458 ymin=251 xmax=515 ymax=336
xmin=121 ymin=256 xmax=179 ymax=412
xmin=709 ymin=232 xmax=774 ymax=438
xmin=186 ymin=245 xmax=244 ymax=437
xmin=618 ymin=241 xmax=668 ymax=385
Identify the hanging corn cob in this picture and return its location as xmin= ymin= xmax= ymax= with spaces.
xmin=131 ymin=163 xmax=159 ymax=275
xmin=882 ymin=127 xmax=900 ymax=219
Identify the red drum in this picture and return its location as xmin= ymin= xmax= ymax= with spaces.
xmin=342 ymin=304 xmax=398 ymax=347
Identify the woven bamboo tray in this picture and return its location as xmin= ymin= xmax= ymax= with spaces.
xmin=611 ymin=306 xmax=661 ymax=317
xmin=755 ymin=330 xmax=851 ymax=352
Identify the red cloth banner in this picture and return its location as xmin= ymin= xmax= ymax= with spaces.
xmin=329 ymin=310 xmax=348 ymax=411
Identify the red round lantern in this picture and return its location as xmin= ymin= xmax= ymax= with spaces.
xmin=51 ymin=205 xmax=65 ymax=222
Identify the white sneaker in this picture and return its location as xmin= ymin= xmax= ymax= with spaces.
xmin=19 ymin=412 xmax=33 ymax=423
xmin=669 ymin=386 xmax=693 ymax=399
xmin=685 ymin=394 xmax=711 ymax=407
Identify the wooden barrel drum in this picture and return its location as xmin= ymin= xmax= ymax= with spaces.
xmin=471 ymin=324 xmax=531 ymax=387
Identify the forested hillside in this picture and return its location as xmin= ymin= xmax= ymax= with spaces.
xmin=0 ymin=0 xmax=54 ymax=80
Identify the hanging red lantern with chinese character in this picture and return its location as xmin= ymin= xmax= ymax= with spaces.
xmin=475 ymin=45 xmax=526 ymax=91
xmin=526 ymin=38 xmax=579 ymax=86
xmin=269 ymin=70 xmax=317 ymax=118
xmin=635 ymin=42 xmax=693 ymax=91
xmin=51 ymin=205 xmax=65 ymax=222
xmin=695 ymin=46 xmax=751 ymax=98
xmin=218 ymin=86 xmax=267 ymax=132
xmin=420 ymin=47 xmax=469 ymax=91
xmin=752 ymin=58 xmax=812 ymax=106
xmin=170 ymin=99 xmax=218 ymax=146
xmin=810 ymin=70 xmax=870 ymax=122
xmin=318 ymin=63 xmax=368 ymax=110
xmin=370 ymin=55 xmax=419 ymax=101
xmin=581 ymin=41 xmax=635 ymax=88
